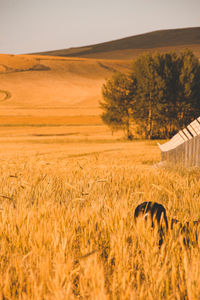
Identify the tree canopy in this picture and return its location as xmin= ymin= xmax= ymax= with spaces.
xmin=100 ymin=72 xmax=136 ymax=139
xmin=100 ymin=50 xmax=200 ymax=139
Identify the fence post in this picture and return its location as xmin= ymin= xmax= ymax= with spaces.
xmin=158 ymin=117 xmax=200 ymax=167
xmin=196 ymin=136 xmax=200 ymax=166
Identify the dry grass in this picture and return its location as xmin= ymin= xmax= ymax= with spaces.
xmin=0 ymin=131 xmax=200 ymax=299
xmin=1 ymin=51 xmax=200 ymax=299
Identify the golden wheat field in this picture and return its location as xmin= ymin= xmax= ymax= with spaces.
xmin=1 ymin=53 xmax=200 ymax=299
xmin=0 ymin=126 xmax=200 ymax=299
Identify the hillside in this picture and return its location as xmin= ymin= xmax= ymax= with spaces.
xmin=0 ymin=54 xmax=130 ymax=125
xmin=34 ymin=27 xmax=200 ymax=60
xmin=1 ymin=27 xmax=200 ymax=127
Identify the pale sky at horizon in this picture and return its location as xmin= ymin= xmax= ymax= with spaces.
xmin=1 ymin=0 xmax=200 ymax=54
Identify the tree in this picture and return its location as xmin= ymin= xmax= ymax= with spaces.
xmin=178 ymin=49 xmax=200 ymax=127
xmin=100 ymin=72 xmax=136 ymax=139
xmin=100 ymin=50 xmax=200 ymax=140
xmin=131 ymin=53 xmax=166 ymax=139
xmin=131 ymin=50 xmax=200 ymax=138
xmin=157 ymin=52 xmax=181 ymax=136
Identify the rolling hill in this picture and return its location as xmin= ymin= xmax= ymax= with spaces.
xmin=1 ymin=27 xmax=200 ymax=127
xmin=0 ymin=54 xmax=130 ymax=125
xmin=34 ymin=27 xmax=200 ymax=60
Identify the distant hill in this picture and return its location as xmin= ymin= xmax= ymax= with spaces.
xmin=0 ymin=54 xmax=130 ymax=125
xmin=34 ymin=27 xmax=200 ymax=60
xmin=1 ymin=27 xmax=200 ymax=126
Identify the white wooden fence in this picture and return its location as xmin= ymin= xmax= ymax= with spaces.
xmin=158 ymin=117 xmax=200 ymax=167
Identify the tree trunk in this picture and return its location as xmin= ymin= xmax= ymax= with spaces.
xmin=126 ymin=121 xmax=130 ymax=139
xmin=147 ymin=98 xmax=152 ymax=139
xmin=126 ymin=118 xmax=133 ymax=140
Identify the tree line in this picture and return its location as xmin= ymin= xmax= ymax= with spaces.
xmin=100 ymin=50 xmax=200 ymax=139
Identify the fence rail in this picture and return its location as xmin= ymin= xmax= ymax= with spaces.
xmin=158 ymin=117 xmax=200 ymax=167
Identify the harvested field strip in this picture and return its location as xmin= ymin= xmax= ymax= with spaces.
xmin=0 ymin=115 xmax=102 ymax=126
xmin=31 ymin=132 xmax=80 ymax=137
xmin=0 ymin=138 xmax=125 ymax=144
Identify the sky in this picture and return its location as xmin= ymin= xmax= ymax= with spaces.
xmin=0 ymin=0 xmax=200 ymax=54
